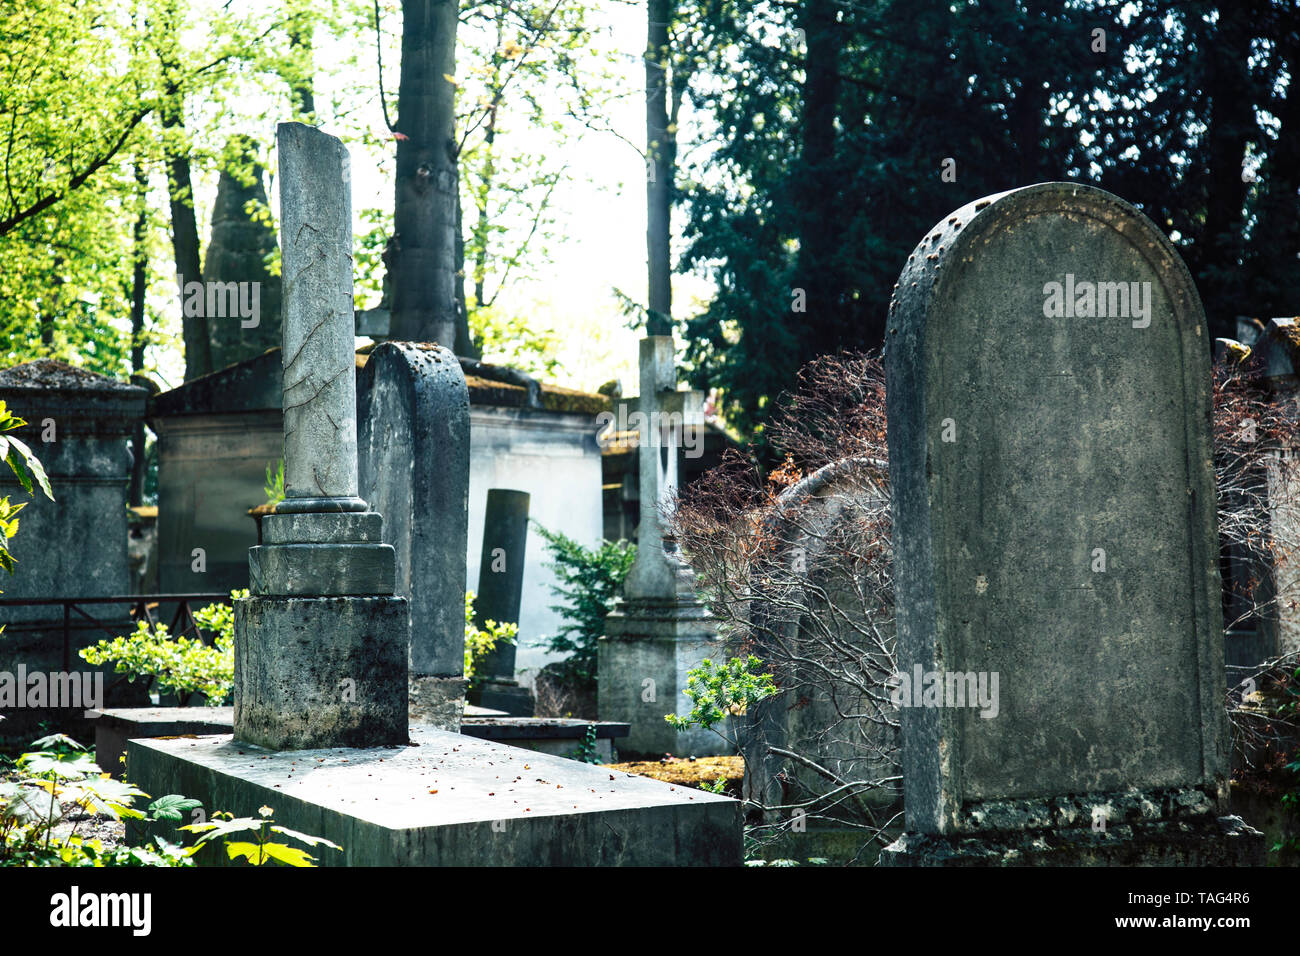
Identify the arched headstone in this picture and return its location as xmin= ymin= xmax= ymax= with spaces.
xmin=358 ymin=341 xmax=471 ymax=730
xmin=881 ymin=182 xmax=1261 ymax=864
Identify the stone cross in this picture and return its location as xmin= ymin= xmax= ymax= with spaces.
xmin=880 ymin=182 xmax=1260 ymax=864
xmin=235 ymin=123 xmax=407 ymax=750
xmin=622 ymin=336 xmax=703 ymax=599
xmin=598 ymin=335 xmax=726 ymax=757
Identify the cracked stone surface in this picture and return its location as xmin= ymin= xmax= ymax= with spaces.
xmin=277 ymin=122 xmax=359 ymax=504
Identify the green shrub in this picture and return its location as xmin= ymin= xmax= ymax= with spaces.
xmin=534 ymin=523 xmax=634 ymax=684
xmin=0 ymin=399 xmax=53 ymax=631
xmin=0 ymin=734 xmax=340 ymax=867
xmin=0 ymin=734 xmax=198 ymax=866
xmin=666 ymin=655 xmax=778 ymax=732
xmin=463 ymin=590 xmax=518 ymax=685
xmin=79 ymin=590 xmax=247 ymax=705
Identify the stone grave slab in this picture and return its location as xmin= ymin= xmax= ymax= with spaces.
xmin=128 ymin=727 xmax=740 ymax=866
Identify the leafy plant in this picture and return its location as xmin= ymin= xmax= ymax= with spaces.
xmin=463 ymin=590 xmax=518 ymax=685
xmin=263 ymin=459 xmax=285 ymax=507
xmin=700 ymin=776 xmax=728 ymax=794
xmin=533 ymin=524 xmax=635 ymax=684
xmin=79 ymin=590 xmax=246 ymax=705
xmin=666 ymin=655 xmax=778 ymax=733
xmin=0 ymin=733 xmax=198 ymax=867
xmin=181 ymin=805 xmax=340 ymax=867
xmin=565 ymin=724 xmax=601 ymax=765
xmin=0 ymin=400 xmax=53 ymax=630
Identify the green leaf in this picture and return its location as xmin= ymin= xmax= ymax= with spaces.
xmin=29 ymin=733 xmax=85 ymax=751
xmin=147 ymin=794 xmax=203 ymax=822
xmin=270 ymin=825 xmax=341 ymax=850
xmin=259 ymin=841 xmax=317 ymax=867
xmin=180 ymin=815 xmax=264 ymax=845
xmin=225 ymin=840 xmax=266 ymax=865
xmin=6 ymin=437 xmax=52 ymax=502
xmin=19 ymin=751 xmax=99 ymax=779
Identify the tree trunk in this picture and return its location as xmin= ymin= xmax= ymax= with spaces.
xmin=794 ymin=0 xmax=843 ymax=331
xmin=156 ymin=0 xmax=212 ymax=380
xmin=129 ymin=162 xmax=148 ymax=507
xmin=287 ymin=0 xmax=316 ymax=119
xmin=645 ymin=0 xmax=674 ymax=335
xmin=1193 ymin=3 xmax=1255 ymax=339
xmin=454 ymin=191 xmax=477 ymax=357
xmin=388 ymin=0 xmax=466 ymax=351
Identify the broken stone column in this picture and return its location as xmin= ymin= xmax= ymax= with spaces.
xmin=234 ymin=122 xmax=407 ymax=751
xmin=469 ymin=489 xmax=533 ymax=716
xmin=598 ymin=336 xmax=728 ymax=757
xmin=357 ymin=341 xmax=470 ymax=730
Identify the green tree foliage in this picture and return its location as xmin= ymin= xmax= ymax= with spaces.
xmin=666 ymin=655 xmax=777 ymax=732
xmin=0 ymin=0 xmax=351 ymax=381
xmin=454 ymin=0 xmax=619 ymax=370
xmin=534 ymin=523 xmax=635 ymax=683
xmin=676 ymin=0 xmax=1300 ymax=446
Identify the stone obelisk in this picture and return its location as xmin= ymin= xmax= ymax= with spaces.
xmin=233 ymin=122 xmax=408 ymax=750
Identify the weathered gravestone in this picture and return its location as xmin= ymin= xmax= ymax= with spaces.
xmin=358 ymin=341 xmax=470 ymax=730
xmin=235 ymin=122 xmax=407 ymax=750
xmin=881 ymin=182 xmax=1263 ymax=865
xmin=742 ymin=457 xmax=900 ymax=832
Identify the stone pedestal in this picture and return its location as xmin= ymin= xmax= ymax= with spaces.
xmin=234 ymin=595 xmax=407 ymax=750
xmin=600 ymin=568 xmax=730 ymax=757
xmin=127 ymin=726 xmax=742 ymax=866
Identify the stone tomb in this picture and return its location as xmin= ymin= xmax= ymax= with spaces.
xmin=880 ymin=182 xmax=1262 ymax=865
xmin=0 ymin=361 xmax=150 ymax=745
